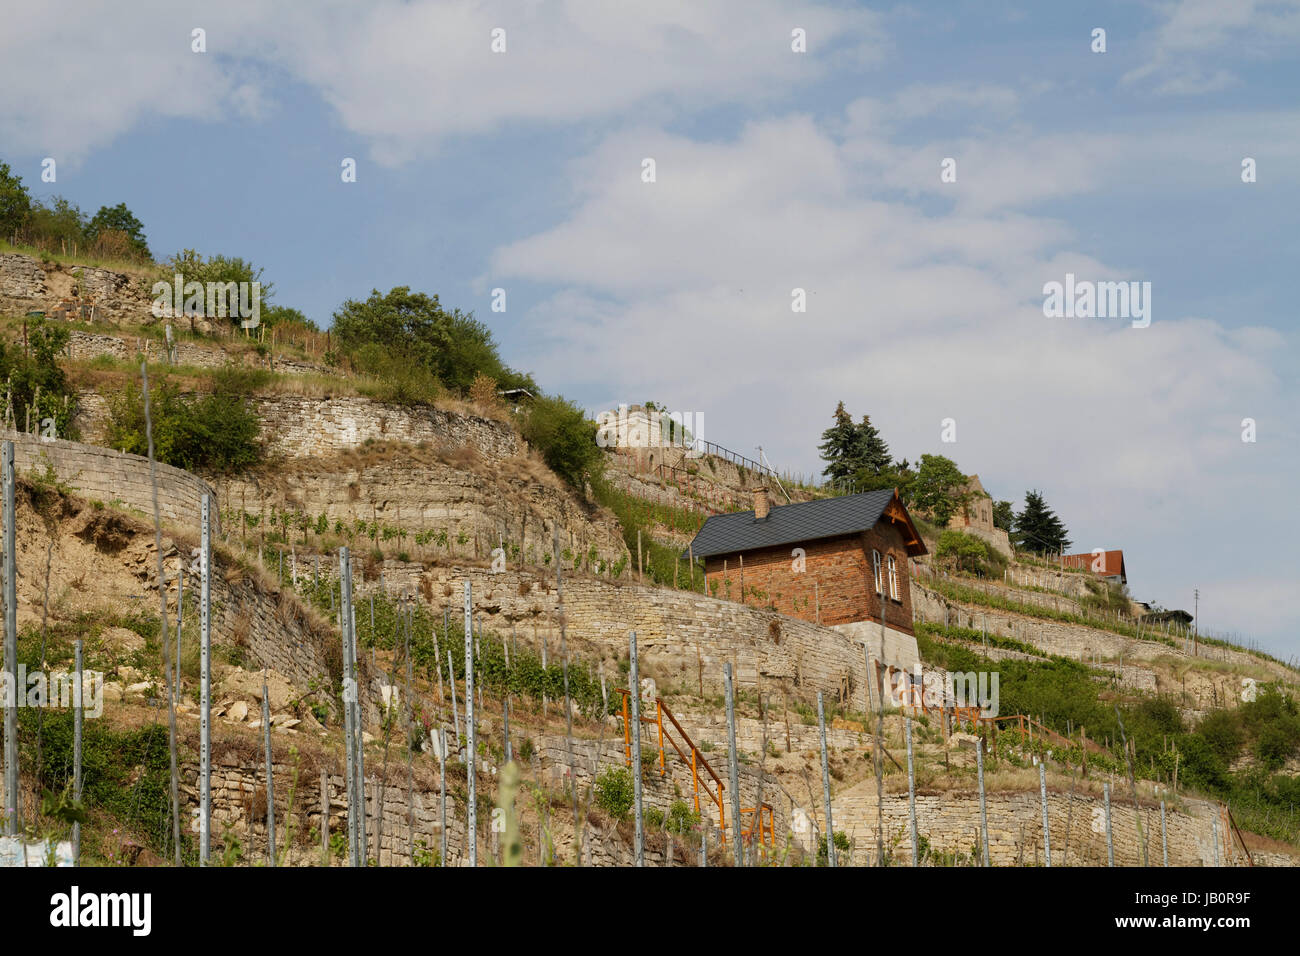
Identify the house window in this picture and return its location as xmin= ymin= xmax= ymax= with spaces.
xmin=888 ymin=555 xmax=899 ymax=601
xmin=872 ymin=549 xmax=882 ymax=595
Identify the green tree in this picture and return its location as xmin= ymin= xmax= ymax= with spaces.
xmin=331 ymin=286 xmax=533 ymax=395
xmin=1013 ymin=489 xmax=1071 ymax=554
xmin=25 ymin=196 xmax=87 ymax=247
xmin=853 ymin=415 xmax=892 ymax=476
xmin=910 ymin=454 xmax=970 ymax=526
xmin=935 ymin=529 xmax=990 ymax=574
xmin=992 ymin=499 xmax=1015 ymax=533
xmin=86 ymin=202 xmax=151 ymax=259
xmin=0 ymin=317 xmax=77 ymax=438
xmin=0 ymin=160 xmax=31 ymax=238
xmin=819 ymin=402 xmax=860 ymax=482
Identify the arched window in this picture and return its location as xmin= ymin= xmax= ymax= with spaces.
xmin=888 ymin=555 xmax=899 ymax=600
xmin=872 ymin=549 xmax=882 ymax=595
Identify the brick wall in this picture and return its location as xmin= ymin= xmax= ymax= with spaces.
xmin=703 ymin=523 xmax=915 ymax=634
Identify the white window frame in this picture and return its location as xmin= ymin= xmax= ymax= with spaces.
xmin=887 ymin=555 xmax=899 ymax=601
xmin=872 ymin=549 xmax=882 ymax=595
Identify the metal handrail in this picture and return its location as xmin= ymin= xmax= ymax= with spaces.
xmin=616 ymin=689 xmax=774 ymax=848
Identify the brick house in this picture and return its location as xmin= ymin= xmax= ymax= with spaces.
xmin=685 ymin=487 xmax=928 ymax=670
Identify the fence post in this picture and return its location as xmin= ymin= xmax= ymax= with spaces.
xmin=626 ymin=629 xmax=647 ymax=867
xmin=73 ymin=639 xmax=83 ymax=864
xmin=724 ymin=662 xmax=742 ymax=866
xmin=263 ymin=678 xmax=276 ymax=865
xmin=977 ymin=736 xmax=989 ymax=867
xmin=174 ymin=566 xmax=183 ymax=705
xmin=1160 ymin=800 xmax=1168 ymax=867
xmin=339 ymin=548 xmax=358 ymax=867
xmin=1039 ymin=761 xmax=1051 ymax=867
xmin=1104 ymin=782 xmax=1114 ymax=866
xmin=447 ymin=648 xmax=461 ymax=740
xmin=817 ymin=691 xmax=836 ymax=867
xmin=351 ymin=603 xmax=366 ymax=864
xmin=463 ymin=582 xmax=476 ymax=867
xmin=199 ymin=495 xmax=212 ymax=864
xmin=2 ymin=441 xmax=16 ymax=836
xmin=439 ymin=728 xmax=448 ymax=867
xmin=906 ymin=716 xmax=919 ymax=866
xmin=320 ymin=768 xmax=330 ymax=865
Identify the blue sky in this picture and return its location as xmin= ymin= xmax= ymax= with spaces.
xmin=2 ymin=1 xmax=1297 ymax=655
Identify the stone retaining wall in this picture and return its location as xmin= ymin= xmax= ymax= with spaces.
xmin=8 ymin=431 xmax=218 ymax=530
xmin=821 ymin=779 xmax=1246 ymax=867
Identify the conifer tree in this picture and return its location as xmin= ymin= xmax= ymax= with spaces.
xmin=853 ymin=415 xmax=892 ymax=476
xmin=1014 ymin=490 xmax=1071 ymax=554
xmin=819 ymin=401 xmax=860 ymax=482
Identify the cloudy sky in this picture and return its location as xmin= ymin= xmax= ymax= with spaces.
xmin=2 ymin=1 xmax=1296 ymax=655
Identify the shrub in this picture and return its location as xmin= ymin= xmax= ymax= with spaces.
xmin=519 ymin=394 xmax=604 ymax=488
xmin=594 ymin=766 xmax=635 ymax=821
xmin=666 ymin=800 xmax=699 ymax=834
xmin=0 ymin=317 xmax=78 ymax=439
xmin=106 ymin=372 xmax=261 ymax=474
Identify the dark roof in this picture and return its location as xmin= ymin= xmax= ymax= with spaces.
xmin=684 ymin=489 xmax=924 ymax=559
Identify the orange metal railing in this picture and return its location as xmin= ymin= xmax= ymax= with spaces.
xmin=616 ymin=689 xmax=775 ymax=849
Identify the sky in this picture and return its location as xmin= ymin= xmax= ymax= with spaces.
xmin=1 ymin=0 xmax=1296 ymax=656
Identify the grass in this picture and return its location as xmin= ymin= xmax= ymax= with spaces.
xmin=0 ymin=237 xmax=165 ymax=279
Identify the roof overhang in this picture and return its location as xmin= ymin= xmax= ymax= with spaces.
xmin=883 ymin=489 xmax=928 ymax=557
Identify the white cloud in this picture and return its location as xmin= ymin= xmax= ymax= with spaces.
xmin=1123 ymin=0 xmax=1300 ymax=96
xmin=0 ymin=0 xmax=883 ymax=164
xmin=489 ymin=111 xmax=1297 ymax=649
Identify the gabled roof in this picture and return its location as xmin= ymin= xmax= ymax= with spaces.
xmin=1062 ymin=550 xmax=1127 ymax=582
xmin=684 ymin=488 xmax=927 ymax=560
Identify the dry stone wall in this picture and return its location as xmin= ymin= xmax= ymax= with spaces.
xmin=534 ymin=734 xmax=791 ymax=846
xmin=8 ymin=432 xmax=218 ymax=530
xmin=820 ymin=781 xmax=1244 ymax=867
xmin=218 ymin=458 xmax=627 ymax=572
xmin=0 ymin=253 xmax=154 ymax=323
xmin=253 ymin=397 xmax=519 ymax=462
xmin=65 ymin=329 xmax=332 ymax=377
xmin=402 ymin=564 xmax=884 ymax=713
xmin=912 ymin=580 xmax=1293 ymax=682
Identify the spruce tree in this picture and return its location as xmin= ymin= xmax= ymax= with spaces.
xmin=853 ymin=415 xmax=892 ymax=476
xmin=1014 ymin=490 xmax=1071 ymax=555
xmin=819 ymin=402 xmax=860 ymax=483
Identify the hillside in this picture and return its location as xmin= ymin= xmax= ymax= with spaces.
xmin=1 ymin=247 xmax=1297 ymax=868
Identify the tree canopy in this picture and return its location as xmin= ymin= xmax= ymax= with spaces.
xmin=819 ymin=403 xmax=892 ymax=482
xmin=1014 ymin=489 xmax=1071 ymax=554
xmin=909 ymin=454 xmax=971 ymax=526
xmin=0 ymin=160 xmax=31 ymax=238
xmin=86 ymin=202 xmax=151 ymax=260
xmin=331 ymin=286 xmax=535 ymax=396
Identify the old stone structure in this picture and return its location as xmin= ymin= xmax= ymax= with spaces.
xmin=945 ymin=474 xmax=1013 ymax=558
